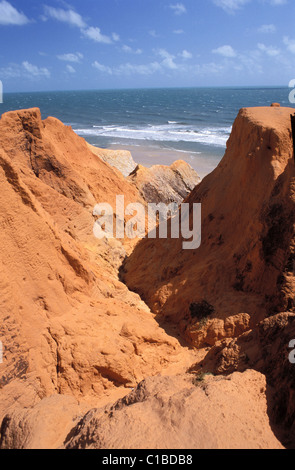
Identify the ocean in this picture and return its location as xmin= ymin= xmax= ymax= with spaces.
xmin=1 ymin=87 xmax=293 ymax=178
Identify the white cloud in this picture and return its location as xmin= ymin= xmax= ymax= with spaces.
xmin=0 ymin=63 xmax=22 ymax=78
xmin=193 ymin=62 xmax=225 ymax=76
xmin=92 ymin=61 xmax=113 ymax=74
xmin=82 ymin=26 xmax=113 ymax=44
xmin=213 ymin=0 xmax=250 ymax=14
xmin=173 ymin=29 xmax=184 ymax=34
xmin=99 ymin=48 xmax=188 ymax=76
xmin=22 ymin=61 xmax=50 ymax=78
xmin=0 ymin=61 xmax=51 ymax=80
xmin=214 ymin=0 xmax=287 ymax=12
xmin=92 ymin=41 xmax=284 ymax=81
xmin=43 ymin=5 xmax=118 ymax=46
xmin=169 ymin=3 xmax=187 ymax=15
xmin=257 ymin=43 xmax=280 ymax=56
xmin=122 ymin=45 xmax=142 ymax=54
xmin=122 ymin=45 xmax=132 ymax=53
xmin=156 ymin=49 xmax=178 ymax=69
xmin=66 ymin=65 xmax=76 ymax=74
xmin=43 ymin=6 xmax=86 ymax=28
xmin=0 ymin=1 xmax=29 ymax=25
xmin=284 ymin=36 xmax=295 ymax=54
xmin=57 ymin=52 xmax=83 ymax=63
xmin=212 ymin=45 xmax=237 ymax=57
xmin=112 ymin=32 xmax=120 ymax=42
xmin=92 ymin=57 xmax=168 ymax=77
xmin=115 ymin=62 xmax=162 ymax=76
xmin=179 ymin=50 xmax=192 ymax=59
xmin=258 ymin=24 xmax=276 ymax=33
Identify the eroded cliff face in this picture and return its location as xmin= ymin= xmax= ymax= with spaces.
xmin=127 ymin=160 xmax=200 ymax=205
xmin=62 ymin=370 xmax=283 ymax=450
xmin=86 ymin=142 xmax=137 ymax=177
xmin=191 ymin=311 xmax=295 ymax=448
xmin=0 ymin=106 xmax=294 ymax=450
xmin=123 ymin=106 xmax=295 ymax=348
xmin=0 ymin=108 xmax=194 ymax=429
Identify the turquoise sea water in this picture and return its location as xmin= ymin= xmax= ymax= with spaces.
xmin=1 ymin=87 xmax=293 ymax=177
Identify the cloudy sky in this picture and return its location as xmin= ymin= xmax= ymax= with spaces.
xmin=0 ymin=0 xmax=294 ymax=91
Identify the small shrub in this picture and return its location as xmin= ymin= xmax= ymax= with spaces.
xmin=189 ymin=300 xmax=214 ymax=321
xmin=192 ymin=372 xmax=214 ymax=386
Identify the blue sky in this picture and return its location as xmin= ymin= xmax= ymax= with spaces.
xmin=0 ymin=0 xmax=294 ymax=91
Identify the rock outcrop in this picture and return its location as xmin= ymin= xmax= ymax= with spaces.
xmin=87 ymin=141 xmax=201 ymax=204
xmin=87 ymin=143 xmax=137 ymax=177
xmin=0 ymin=369 xmax=283 ymax=449
xmin=191 ymin=312 xmax=295 ymax=448
xmin=63 ymin=370 xmax=282 ymax=449
xmin=123 ymin=106 xmax=295 ymax=348
xmin=128 ymin=160 xmax=200 ymax=204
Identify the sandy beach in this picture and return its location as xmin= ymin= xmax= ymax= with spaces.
xmin=108 ymin=142 xmax=223 ymax=179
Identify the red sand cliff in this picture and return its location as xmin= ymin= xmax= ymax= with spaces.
xmin=123 ymin=106 xmax=295 ymax=348
xmin=0 ymin=106 xmax=294 ymax=449
xmin=0 ymin=108 xmax=189 ymax=421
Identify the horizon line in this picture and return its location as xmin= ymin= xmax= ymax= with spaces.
xmin=2 ymin=84 xmax=289 ymax=95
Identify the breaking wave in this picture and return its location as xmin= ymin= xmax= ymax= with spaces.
xmin=74 ymin=122 xmax=232 ymax=148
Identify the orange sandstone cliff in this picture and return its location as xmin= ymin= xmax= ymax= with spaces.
xmin=123 ymin=106 xmax=295 ymax=348
xmin=0 ymin=108 xmax=191 ymax=435
xmin=0 ymin=106 xmax=294 ymax=449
